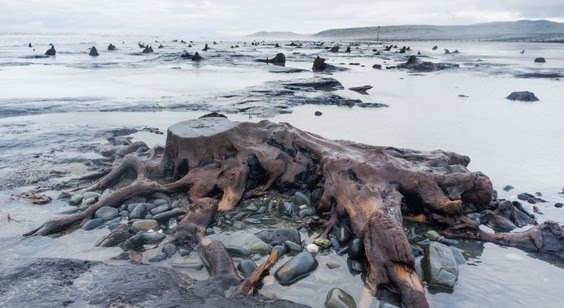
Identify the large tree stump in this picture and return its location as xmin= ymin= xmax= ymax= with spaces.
xmin=25 ymin=116 xmax=564 ymax=307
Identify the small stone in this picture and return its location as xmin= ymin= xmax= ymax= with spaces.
xmin=325 ymin=288 xmax=357 ymax=308
xmin=349 ymin=259 xmax=364 ymax=273
xmin=298 ymin=207 xmax=316 ymax=218
xmin=162 ymin=243 xmax=178 ymax=257
xmin=246 ymin=205 xmax=258 ymax=212
xmin=284 ymin=240 xmax=303 ymax=253
xmin=95 ymin=206 xmax=119 ymax=221
xmin=226 ymin=245 xmax=252 ymax=258
xmin=246 ymin=241 xmax=271 ymax=254
xmin=244 ymin=218 xmax=262 ymax=224
xmin=425 ymin=230 xmax=441 ymax=240
xmin=237 ymin=260 xmax=257 ymax=278
xmin=81 ymin=197 xmax=97 ymax=206
xmin=293 ymin=191 xmax=311 ymax=206
xmin=171 ymin=261 xmax=204 ymax=270
xmin=313 ymin=238 xmax=331 ymax=249
xmin=82 ymin=218 xmax=105 ymax=230
xmin=139 ymin=231 xmax=166 ymax=244
xmin=422 ymin=241 xmax=459 ymax=289
xmin=506 ymin=91 xmax=539 ymax=102
xmin=503 ymin=185 xmax=514 ymax=192
xmin=83 ymin=192 xmax=100 ymax=201
xmin=256 ymin=228 xmax=301 ymax=245
xmin=131 ymin=219 xmax=159 ymax=233
xmin=129 ymin=203 xmax=147 ymax=220
xmin=152 ymin=208 xmax=183 ymax=222
xmin=274 ymin=252 xmax=318 ymax=285
xmin=555 ymin=203 xmax=563 ymax=208
xmin=149 ymin=252 xmax=168 ymax=262
xmin=326 ymin=262 xmax=340 ymax=269
xmin=330 ymin=237 xmax=340 ymax=250
xmin=335 ymin=225 xmax=352 ymax=243
xmin=69 ymin=194 xmax=83 ymax=205
xmin=348 ymin=239 xmax=363 ymax=259
xmin=306 ymin=244 xmax=319 ymax=253
xmin=534 ymin=57 xmax=546 ymax=63
xmin=152 ymin=199 xmax=169 ymax=205
xmin=314 ymin=111 xmax=322 ymax=116
xmin=150 ymin=204 xmax=171 ymax=215
xmin=233 ymin=221 xmax=245 ymax=229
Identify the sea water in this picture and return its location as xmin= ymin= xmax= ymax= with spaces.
xmin=0 ymin=34 xmax=563 ymax=307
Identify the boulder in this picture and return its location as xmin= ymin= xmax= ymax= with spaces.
xmin=45 ymin=45 xmax=56 ymax=56
xmin=89 ymin=46 xmax=99 ymax=56
xmin=422 ymin=242 xmax=459 ymax=289
xmin=534 ymin=57 xmax=546 ymax=63
xmin=108 ymin=43 xmax=116 ymax=51
xmin=268 ymin=52 xmax=286 ymax=66
xmin=142 ymin=46 xmax=153 ymax=53
xmin=506 ymin=91 xmax=539 ymax=102
xmin=329 ymin=46 xmax=339 ymax=52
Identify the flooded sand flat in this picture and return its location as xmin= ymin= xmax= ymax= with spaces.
xmin=0 ymin=35 xmax=563 ymax=307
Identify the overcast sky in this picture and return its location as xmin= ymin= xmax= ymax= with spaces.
xmin=1 ymin=0 xmax=563 ymax=36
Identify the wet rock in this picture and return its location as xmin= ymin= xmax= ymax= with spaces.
xmin=482 ymin=212 xmax=517 ymax=232
xmin=226 ymin=245 xmax=252 ymax=258
xmin=534 ymin=57 xmax=546 ymax=63
xmin=246 ymin=241 xmax=271 ymax=254
xmin=152 ymin=208 xmax=183 ymax=222
xmin=348 ymin=239 xmax=363 ymax=259
xmin=330 ymin=237 xmax=340 ymax=250
xmin=108 ymin=43 xmax=116 ymax=51
xmin=345 ymin=46 xmax=351 ymax=53
xmin=244 ymin=218 xmax=262 ymax=224
xmin=274 ymin=252 xmax=318 ymax=285
xmin=349 ymin=85 xmax=373 ymax=95
xmin=517 ymin=192 xmax=546 ymax=204
xmin=192 ymin=52 xmax=203 ymax=61
xmin=314 ymin=111 xmax=322 ymax=116
xmin=555 ymin=203 xmax=563 ymax=208
xmin=139 ymin=231 xmax=166 ymax=244
xmin=237 ymin=260 xmax=257 ymax=278
xmin=95 ymin=206 xmax=119 ymax=221
xmin=506 ymin=91 xmax=539 ymax=102
xmin=45 ymin=45 xmax=56 ymax=56
xmin=149 ymin=252 xmax=168 ymax=262
xmin=150 ymin=204 xmax=171 ymax=215
xmin=335 ymin=225 xmax=352 ymax=243
xmin=422 ymin=242 xmax=459 ymax=289
xmin=162 ymin=243 xmax=178 ymax=257
xmin=233 ymin=221 xmax=245 ymax=229
xmin=503 ymin=185 xmax=514 ymax=192
xmin=432 ymin=45 xmax=438 ymax=50
xmin=330 ymin=46 xmax=339 ymax=52
xmin=83 ymin=192 xmax=100 ymax=200
xmin=348 ymin=259 xmax=364 ymax=273
xmin=142 ymin=46 xmax=153 ymax=53
xmin=181 ymin=51 xmax=192 ymax=59
xmin=293 ymin=191 xmax=311 ymax=206
xmin=284 ymin=240 xmax=303 ymax=253
xmin=313 ymin=238 xmax=331 ymax=249
xmin=425 ymin=230 xmax=441 ymax=240
xmin=396 ymin=56 xmax=459 ymax=71
xmin=69 ymin=194 xmax=83 ymax=205
xmin=325 ymin=288 xmax=356 ymax=308
xmin=450 ymin=247 xmax=466 ymax=265
xmin=326 ymin=262 xmax=340 ymax=269
xmin=256 ymin=228 xmax=301 ymax=245
xmin=372 ymin=64 xmax=382 ymax=69
xmin=123 ymin=234 xmax=145 ymax=250
xmin=82 ymin=218 xmax=105 ymax=230
xmin=312 ymin=56 xmax=328 ymax=71
xmin=268 ymin=53 xmax=286 ymax=66
xmin=131 ymin=219 xmax=159 ymax=233
xmin=298 ymin=207 xmax=316 ymax=218
xmin=129 ymin=203 xmax=148 ymax=219
xmin=89 ymin=46 xmax=99 ymax=56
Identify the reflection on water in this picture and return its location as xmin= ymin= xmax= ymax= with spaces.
xmin=0 ymin=34 xmax=563 ymax=307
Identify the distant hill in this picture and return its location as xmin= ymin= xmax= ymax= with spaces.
xmin=313 ymin=20 xmax=564 ymax=41
xmin=247 ymin=31 xmax=306 ymax=38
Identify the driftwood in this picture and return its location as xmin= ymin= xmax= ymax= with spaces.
xmin=24 ymin=115 xmax=564 ymax=307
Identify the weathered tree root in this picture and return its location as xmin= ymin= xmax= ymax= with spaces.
xmin=25 ymin=116 xmax=564 ymax=307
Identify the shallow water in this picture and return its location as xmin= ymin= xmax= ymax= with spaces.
xmin=0 ymin=34 xmax=563 ymax=307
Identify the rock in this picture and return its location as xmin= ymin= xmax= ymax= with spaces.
xmin=325 ymin=288 xmax=357 ymax=308
xmin=202 ymin=44 xmax=209 ymax=51
xmin=181 ymin=51 xmax=192 ymax=59
xmin=69 ymin=194 xmax=83 ymax=206
xmin=293 ymin=191 xmax=311 ymax=206
xmin=142 ymin=46 xmax=153 ymax=53
xmin=83 ymin=192 xmax=100 ymax=200
xmin=129 ymin=203 xmax=148 ymax=219
xmin=82 ymin=218 xmax=105 ymax=230
xmin=503 ymin=185 xmax=514 ymax=192
xmin=28 ymin=42 xmax=32 ymax=48
xmin=348 ymin=239 xmax=363 ymax=259
xmin=192 ymin=52 xmax=203 ymax=61
xmin=152 ymin=208 xmax=183 ymax=222
xmin=326 ymin=262 xmax=340 ymax=269
xmin=284 ymin=240 xmax=303 ymax=253
xmin=246 ymin=241 xmax=271 ymax=254
xmin=349 ymin=85 xmax=373 ymax=95
xmin=506 ymin=91 xmax=539 ymax=102
xmin=45 ymin=45 xmax=56 ymax=56
xmin=150 ymin=204 xmax=171 ymax=215
xmin=131 ymin=219 xmax=159 ymax=233
xmin=345 ymin=46 xmax=351 ymax=53
xmin=313 ymin=238 xmax=331 ymax=249
xmin=425 ymin=230 xmax=441 ymax=240
xmin=256 ymin=228 xmax=301 ymax=245
xmin=372 ymin=64 xmax=382 ymax=69
xmin=298 ymin=207 xmax=316 ymax=218
xmin=237 ymin=260 xmax=257 ymax=278
xmin=244 ymin=218 xmax=262 ymax=224
xmin=314 ymin=111 xmax=322 ymax=116
xmin=306 ymin=244 xmax=319 ymax=253
xmin=89 ymin=46 xmax=99 ymax=56
xmin=138 ymin=231 xmax=166 ymax=244
xmin=422 ymin=242 xmax=459 ymax=289
xmin=534 ymin=57 xmax=546 ymax=63
xmin=449 ymin=247 xmax=466 ymax=265
xmin=555 ymin=203 xmax=563 ymax=208
xmin=330 ymin=46 xmax=339 ymax=52
xmin=226 ymin=245 xmax=252 ymax=258
xmin=406 ymin=55 xmax=418 ymax=66
xmin=274 ymin=252 xmax=318 ymax=285
xmin=108 ymin=43 xmax=116 ymax=51
xmin=432 ymin=45 xmax=438 ymax=50
xmin=95 ymin=206 xmax=119 ymax=221
xmin=335 ymin=225 xmax=352 ymax=243
xmin=312 ymin=56 xmax=329 ymax=71
xmin=149 ymin=252 xmax=168 ymax=262
xmin=162 ymin=243 xmax=178 ymax=257
xmin=482 ymin=212 xmax=517 ymax=232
